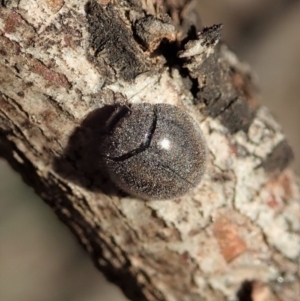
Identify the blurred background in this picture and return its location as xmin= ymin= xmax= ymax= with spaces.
xmin=1 ymin=1 xmax=299 ymax=300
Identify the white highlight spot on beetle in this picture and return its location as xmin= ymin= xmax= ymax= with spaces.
xmin=158 ymin=138 xmax=171 ymax=150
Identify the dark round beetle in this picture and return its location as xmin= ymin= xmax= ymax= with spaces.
xmin=100 ymin=103 xmax=207 ymax=200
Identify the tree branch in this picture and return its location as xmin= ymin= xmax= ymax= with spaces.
xmin=0 ymin=1 xmax=299 ymax=301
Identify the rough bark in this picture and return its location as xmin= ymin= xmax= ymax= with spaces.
xmin=0 ymin=1 xmax=299 ymax=301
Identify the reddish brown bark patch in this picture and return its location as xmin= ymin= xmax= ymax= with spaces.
xmin=232 ymin=70 xmax=258 ymax=110
xmin=266 ymin=196 xmax=280 ymax=209
xmin=45 ymin=0 xmax=64 ymax=12
xmin=264 ymin=171 xmax=295 ymax=210
xmin=4 ymin=12 xmax=23 ymax=34
xmin=213 ymin=216 xmax=247 ymax=262
xmin=0 ymin=35 xmax=21 ymax=56
xmin=29 ymin=59 xmax=71 ymax=88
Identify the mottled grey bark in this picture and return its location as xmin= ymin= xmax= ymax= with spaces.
xmin=0 ymin=1 xmax=299 ymax=301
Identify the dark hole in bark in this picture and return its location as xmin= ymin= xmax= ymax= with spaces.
xmin=237 ymin=280 xmax=253 ymax=301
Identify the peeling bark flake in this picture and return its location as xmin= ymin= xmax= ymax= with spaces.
xmin=85 ymin=1 xmax=147 ymax=81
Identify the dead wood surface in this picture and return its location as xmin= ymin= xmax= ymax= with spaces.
xmin=0 ymin=1 xmax=299 ymax=301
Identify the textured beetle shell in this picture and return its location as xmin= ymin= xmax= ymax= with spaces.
xmin=100 ymin=103 xmax=207 ymax=200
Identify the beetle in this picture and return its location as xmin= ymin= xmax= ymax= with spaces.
xmin=100 ymin=103 xmax=207 ymax=200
